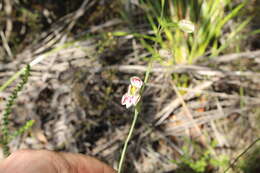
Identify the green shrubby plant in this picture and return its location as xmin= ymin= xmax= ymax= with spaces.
xmin=172 ymin=141 xmax=229 ymax=173
xmin=115 ymin=0 xmax=249 ymax=97
xmin=0 ymin=65 xmax=34 ymax=157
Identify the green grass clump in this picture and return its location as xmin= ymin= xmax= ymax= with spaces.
xmin=139 ymin=0 xmax=250 ymax=64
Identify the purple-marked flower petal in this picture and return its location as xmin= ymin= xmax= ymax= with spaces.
xmin=130 ymin=76 xmax=143 ymax=88
xmin=125 ymin=99 xmax=133 ymax=108
xmin=121 ymin=93 xmax=135 ymax=108
xmin=121 ymin=93 xmax=131 ymax=105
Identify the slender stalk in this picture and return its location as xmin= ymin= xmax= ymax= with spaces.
xmin=0 ymin=68 xmax=24 ymax=92
xmin=117 ymin=108 xmax=139 ymax=173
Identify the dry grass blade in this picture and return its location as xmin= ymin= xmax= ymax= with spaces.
xmin=170 ymin=81 xmax=208 ymax=147
xmin=104 ymin=64 xmax=260 ymax=78
xmin=155 ymin=79 xmax=218 ymax=126
xmin=3 ymin=0 xmax=12 ymax=42
xmin=207 ymin=50 xmax=260 ymax=63
xmin=0 ymin=31 xmax=13 ymax=59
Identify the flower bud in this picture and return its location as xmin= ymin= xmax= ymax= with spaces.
xmin=159 ymin=49 xmax=172 ymax=59
xmin=178 ymin=20 xmax=195 ymax=33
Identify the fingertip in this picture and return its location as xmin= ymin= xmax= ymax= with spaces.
xmin=60 ymin=152 xmax=116 ymax=173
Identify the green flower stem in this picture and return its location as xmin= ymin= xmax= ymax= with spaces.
xmin=117 ymin=108 xmax=139 ymax=173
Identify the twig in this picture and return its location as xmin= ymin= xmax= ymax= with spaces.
xmin=210 ymin=98 xmax=229 ymax=147
xmin=155 ymin=80 xmax=217 ymax=126
xmin=170 ymin=81 xmax=208 ymax=147
xmin=165 ymin=107 xmax=252 ymax=135
xmin=3 ymin=0 xmax=12 ymax=42
xmin=207 ymin=50 xmax=260 ymax=63
xmin=0 ymin=30 xmax=13 ymax=59
xmin=103 ymin=64 xmax=260 ymax=77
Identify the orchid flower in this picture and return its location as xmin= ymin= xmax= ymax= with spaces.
xmin=121 ymin=76 xmax=143 ymax=108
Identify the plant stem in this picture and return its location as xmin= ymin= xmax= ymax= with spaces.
xmin=0 ymin=68 xmax=24 ymax=92
xmin=117 ymin=108 xmax=139 ymax=173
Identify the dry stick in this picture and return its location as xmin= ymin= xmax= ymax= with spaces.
xmin=165 ymin=107 xmax=252 ymax=135
xmin=4 ymin=0 xmax=12 ymax=42
xmin=207 ymin=50 xmax=260 ymax=63
xmin=0 ymin=31 xmax=13 ymax=59
xmin=155 ymin=80 xmax=216 ymax=126
xmin=170 ymin=81 xmax=208 ymax=147
xmin=104 ymin=64 xmax=260 ymax=77
xmin=211 ymin=98 xmax=229 ymax=147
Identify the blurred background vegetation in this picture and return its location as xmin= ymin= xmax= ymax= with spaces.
xmin=0 ymin=0 xmax=260 ymax=172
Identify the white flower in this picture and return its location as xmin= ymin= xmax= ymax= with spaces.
xmin=121 ymin=76 xmax=143 ymax=109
